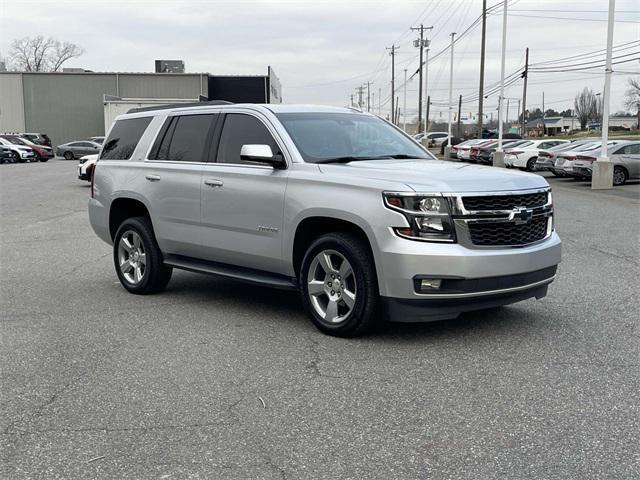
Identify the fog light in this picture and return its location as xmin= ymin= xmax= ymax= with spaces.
xmin=420 ymin=279 xmax=442 ymax=290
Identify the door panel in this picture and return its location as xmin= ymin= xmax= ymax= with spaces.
xmin=200 ymin=164 xmax=288 ymax=273
xmin=141 ymin=161 xmax=204 ymax=257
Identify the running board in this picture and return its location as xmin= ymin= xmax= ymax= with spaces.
xmin=163 ymin=254 xmax=298 ymax=290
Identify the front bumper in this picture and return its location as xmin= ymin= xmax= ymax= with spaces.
xmin=536 ymin=159 xmax=554 ymax=170
xmin=382 ymin=281 xmax=551 ymax=322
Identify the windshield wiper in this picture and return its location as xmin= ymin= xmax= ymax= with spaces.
xmin=314 ymin=155 xmax=389 ymax=164
xmin=315 ymin=154 xmax=425 ymax=164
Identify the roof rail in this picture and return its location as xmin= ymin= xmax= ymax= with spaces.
xmin=127 ymin=100 xmax=233 ymax=114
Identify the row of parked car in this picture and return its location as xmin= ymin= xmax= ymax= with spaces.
xmin=0 ymin=133 xmax=54 ymax=163
xmin=0 ymin=133 xmax=105 ymax=164
xmin=444 ymin=137 xmax=639 ymax=186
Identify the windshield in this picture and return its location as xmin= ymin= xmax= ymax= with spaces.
xmin=275 ymin=112 xmax=434 ymax=163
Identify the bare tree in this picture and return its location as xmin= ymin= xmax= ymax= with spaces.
xmin=574 ymin=87 xmax=598 ymax=130
xmin=624 ymin=77 xmax=640 ymax=129
xmin=9 ymin=36 xmax=84 ymax=72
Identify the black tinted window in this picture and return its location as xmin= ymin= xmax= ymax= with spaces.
xmin=216 ymin=114 xmax=279 ymax=164
xmin=101 ymin=117 xmax=152 ymax=160
xmin=169 ymin=115 xmax=214 ymax=162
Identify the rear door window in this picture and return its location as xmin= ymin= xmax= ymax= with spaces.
xmin=152 ymin=114 xmax=216 ymax=162
xmin=101 ymin=117 xmax=152 ymax=160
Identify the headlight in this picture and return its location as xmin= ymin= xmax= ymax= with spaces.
xmin=383 ymin=193 xmax=456 ymax=242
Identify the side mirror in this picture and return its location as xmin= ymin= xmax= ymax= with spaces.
xmin=240 ymin=144 xmax=285 ymax=168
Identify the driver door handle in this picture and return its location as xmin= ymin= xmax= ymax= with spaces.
xmin=204 ymin=178 xmax=224 ymax=188
xmin=145 ymin=174 xmax=161 ymax=182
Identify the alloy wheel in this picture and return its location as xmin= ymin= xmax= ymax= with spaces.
xmin=117 ymin=230 xmax=147 ymax=284
xmin=613 ymin=168 xmax=626 ymax=186
xmin=306 ymin=249 xmax=356 ymax=324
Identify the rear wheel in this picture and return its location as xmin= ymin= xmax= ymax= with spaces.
xmin=613 ymin=166 xmax=627 ymax=186
xmin=63 ymin=151 xmax=74 ymax=160
xmin=526 ymin=157 xmax=537 ymax=172
xmin=299 ymin=232 xmax=379 ymax=337
xmin=113 ymin=216 xmax=172 ymax=294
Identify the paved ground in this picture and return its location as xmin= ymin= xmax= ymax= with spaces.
xmin=1 ymin=159 xmax=639 ymax=479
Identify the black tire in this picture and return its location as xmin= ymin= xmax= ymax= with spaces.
xmin=10 ymin=151 xmax=24 ymax=163
xmin=526 ymin=157 xmax=537 ymax=172
xmin=39 ymin=158 xmax=49 ymax=162
xmin=299 ymin=232 xmax=379 ymax=337
xmin=613 ymin=166 xmax=627 ymax=186
xmin=32 ymin=153 xmax=41 ymax=163
xmin=113 ymin=216 xmax=172 ymax=294
xmin=63 ymin=151 xmax=74 ymax=160
xmin=551 ymin=171 xmax=563 ymax=177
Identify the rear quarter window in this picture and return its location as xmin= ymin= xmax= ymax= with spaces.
xmin=101 ymin=117 xmax=152 ymax=160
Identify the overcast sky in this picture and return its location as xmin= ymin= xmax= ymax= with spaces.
xmin=1 ymin=0 xmax=639 ymax=120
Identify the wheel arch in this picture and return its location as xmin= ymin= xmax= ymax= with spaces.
xmin=290 ymin=213 xmax=380 ymax=280
xmin=109 ymin=197 xmax=152 ymax=240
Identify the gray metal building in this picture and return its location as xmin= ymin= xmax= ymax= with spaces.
xmin=0 ymin=72 xmax=209 ymax=145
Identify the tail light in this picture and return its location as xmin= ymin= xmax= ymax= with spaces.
xmin=539 ymin=151 xmax=552 ymax=158
xmin=508 ymin=150 xmax=524 ymax=155
xmin=576 ymin=155 xmax=596 ymax=162
xmin=90 ymin=163 xmax=96 ymax=198
xmin=563 ymin=155 xmax=576 ymax=161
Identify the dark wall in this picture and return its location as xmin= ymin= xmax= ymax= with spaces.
xmin=207 ymin=76 xmax=267 ymax=103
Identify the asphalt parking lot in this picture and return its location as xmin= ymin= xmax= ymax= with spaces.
xmin=1 ymin=159 xmax=639 ymax=479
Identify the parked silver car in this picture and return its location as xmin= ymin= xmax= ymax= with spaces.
xmin=56 ymin=141 xmax=102 ymax=160
xmin=89 ymin=103 xmax=561 ymax=337
xmin=571 ymin=141 xmax=640 ymax=185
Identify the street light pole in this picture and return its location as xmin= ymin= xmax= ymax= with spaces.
xmin=423 ymin=47 xmax=430 ymax=136
xmin=494 ymin=0 xmax=508 ymax=167
xmin=444 ymin=32 xmax=456 ymax=158
xmin=592 ymin=0 xmax=616 ymax=189
xmin=403 ymin=68 xmax=408 ymax=131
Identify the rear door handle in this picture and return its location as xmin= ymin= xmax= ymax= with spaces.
xmin=204 ymin=178 xmax=224 ymax=187
xmin=145 ymin=174 xmax=161 ymax=182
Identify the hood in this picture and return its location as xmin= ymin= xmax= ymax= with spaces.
xmin=318 ymin=159 xmax=548 ymax=193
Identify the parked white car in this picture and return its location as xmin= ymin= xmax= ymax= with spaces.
xmin=454 ymin=139 xmax=487 ymax=161
xmin=553 ymin=141 xmax=623 ymax=178
xmin=0 ymin=137 xmax=36 ymax=163
xmin=77 ymin=154 xmax=98 ymax=181
xmin=503 ymin=139 xmax=570 ymax=171
xmin=424 ymin=132 xmax=449 ymax=147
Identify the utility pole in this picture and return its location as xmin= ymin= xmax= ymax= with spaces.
xmin=371 ymin=92 xmax=375 ymax=115
xmin=387 ymin=45 xmax=398 ymax=124
xmin=445 ymin=32 xmax=456 ymax=158
xmin=506 ymin=98 xmax=510 ymax=125
xmin=521 ymin=47 xmax=529 ymax=136
xmin=542 ymin=91 xmax=545 ymax=135
xmin=477 ymin=0 xmax=487 ymax=138
xmin=592 ymin=0 xmax=615 ymax=189
xmin=403 ymin=69 xmax=408 ymax=131
xmin=457 ymin=94 xmax=463 ymax=137
xmin=365 ymin=81 xmax=372 ymax=112
xmin=517 ymin=98 xmax=521 ymax=133
xmin=411 ymin=24 xmax=433 ymax=134
xmin=356 ymin=85 xmax=365 ymax=109
xmin=494 ymin=0 xmax=508 ymax=167
xmin=378 ymin=87 xmax=381 ymax=115
xmin=423 ymin=46 xmax=430 ymax=136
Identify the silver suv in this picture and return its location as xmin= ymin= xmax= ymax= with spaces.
xmin=88 ymin=103 xmax=561 ymax=337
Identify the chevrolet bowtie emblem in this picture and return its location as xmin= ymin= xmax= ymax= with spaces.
xmin=511 ymin=206 xmax=534 ymax=224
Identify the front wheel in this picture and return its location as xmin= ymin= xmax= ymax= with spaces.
xmin=63 ymin=151 xmax=74 ymax=160
xmin=613 ymin=166 xmax=627 ymax=186
xmin=113 ymin=216 xmax=172 ymax=294
xmin=299 ymin=232 xmax=379 ymax=337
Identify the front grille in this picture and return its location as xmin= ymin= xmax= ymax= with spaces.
xmin=462 ymin=191 xmax=548 ymax=211
xmin=468 ymin=217 xmax=548 ymax=246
